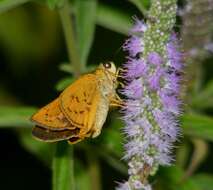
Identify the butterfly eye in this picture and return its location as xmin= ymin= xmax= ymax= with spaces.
xmin=103 ymin=62 xmax=111 ymax=69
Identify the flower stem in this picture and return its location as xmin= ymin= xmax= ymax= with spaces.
xmin=59 ymin=0 xmax=81 ymax=77
xmin=52 ymin=1 xmax=84 ymax=190
xmin=87 ymin=150 xmax=102 ymax=190
xmin=53 ymin=142 xmax=75 ymax=190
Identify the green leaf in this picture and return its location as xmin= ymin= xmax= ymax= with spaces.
xmin=0 ymin=0 xmax=29 ymax=13
xmin=181 ymin=113 xmax=213 ymax=141
xmin=53 ymin=142 xmax=74 ymax=190
xmin=156 ymin=166 xmax=200 ymax=190
xmin=55 ymin=77 xmax=74 ymax=91
xmin=75 ymin=0 xmax=97 ymax=66
xmin=0 ymin=106 xmax=36 ymax=128
xmin=191 ymin=174 xmax=213 ymax=190
xmin=96 ymin=4 xmax=132 ymax=35
xmin=59 ymin=63 xmax=96 ymax=74
xmin=0 ymin=106 xmax=54 ymax=165
xmin=19 ymin=129 xmax=54 ymax=166
xmin=191 ymin=80 xmax=213 ymax=109
xmin=59 ymin=63 xmax=73 ymax=74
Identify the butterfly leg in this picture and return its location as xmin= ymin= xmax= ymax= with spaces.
xmin=109 ymin=93 xmax=125 ymax=108
xmin=116 ymin=67 xmax=127 ymax=78
xmin=78 ymin=127 xmax=89 ymax=138
xmin=110 ymin=100 xmax=125 ymax=107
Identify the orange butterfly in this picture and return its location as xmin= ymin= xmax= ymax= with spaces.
xmin=31 ymin=62 xmax=123 ymax=144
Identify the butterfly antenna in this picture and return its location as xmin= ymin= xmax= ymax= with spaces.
xmin=111 ymin=45 xmax=123 ymax=62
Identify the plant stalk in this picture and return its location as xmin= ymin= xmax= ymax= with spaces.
xmin=59 ymin=0 xmax=81 ymax=77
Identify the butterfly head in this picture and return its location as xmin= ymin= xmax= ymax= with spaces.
xmin=96 ymin=61 xmax=118 ymax=88
xmin=102 ymin=61 xmax=116 ymax=74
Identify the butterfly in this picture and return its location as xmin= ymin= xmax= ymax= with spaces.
xmin=31 ymin=62 xmax=123 ymax=144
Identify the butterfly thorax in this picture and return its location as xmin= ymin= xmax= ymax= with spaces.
xmin=94 ymin=68 xmax=117 ymax=99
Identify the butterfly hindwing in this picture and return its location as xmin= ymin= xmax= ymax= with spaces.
xmin=32 ymin=126 xmax=80 ymax=142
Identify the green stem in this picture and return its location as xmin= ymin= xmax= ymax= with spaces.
xmin=53 ymin=142 xmax=75 ymax=190
xmin=87 ymin=151 xmax=102 ymax=190
xmin=59 ymin=0 xmax=81 ymax=77
xmin=52 ymin=1 xmax=84 ymax=190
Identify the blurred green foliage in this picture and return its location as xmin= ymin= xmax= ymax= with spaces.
xmin=0 ymin=0 xmax=213 ymax=190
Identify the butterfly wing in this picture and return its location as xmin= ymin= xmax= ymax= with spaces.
xmin=60 ymin=74 xmax=101 ymax=136
xmin=31 ymin=98 xmax=75 ymax=131
xmin=32 ymin=126 xmax=80 ymax=142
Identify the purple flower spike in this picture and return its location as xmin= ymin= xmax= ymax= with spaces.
xmin=123 ymin=79 xmax=143 ymax=99
xmin=131 ymin=18 xmax=147 ymax=33
xmin=123 ymin=36 xmax=144 ymax=57
xmin=148 ymin=52 xmax=163 ymax=65
xmin=167 ymin=34 xmax=183 ymax=71
xmin=123 ymin=58 xmax=147 ymax=79
xmin=148 ymin=66 xmax=164 ymax=90
xmin=118 ymin=17 xmax=182 ymax=190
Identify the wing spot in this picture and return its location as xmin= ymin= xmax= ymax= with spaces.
xmin=83 ymin=92 xmax=87 ymax=97
xmin=79 ymin=110 xmax=84 ymax=114
xmin=74 ymin=111 xmax=78 ymax=114
xmin=86 ymin=107 xmax=90 ymax=112
xmin=75 ymin=96 xmax=80 ymax=103
xmin=67 ymin=107 xmax=73 ymax=113
xmin=87 ymin=102 xmax=92 ymax=106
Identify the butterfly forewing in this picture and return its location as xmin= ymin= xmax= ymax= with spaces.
xmin=60 ymin=74 xmax=101 ymax=136
xmin=31 ymin=98 xmax=75 ymax=131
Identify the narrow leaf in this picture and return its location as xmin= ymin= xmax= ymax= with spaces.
xmin=0 ymin=0 xmax=29 ymax=13
xmin=181 ymin=113 xmax=213 ymax=141
xmin=0 ymin=106 xmax=36 ymax=127
xmin=96 ymin=4 xmax=132 ymax=35
xmin=191 ymin=80 xmax=213 ymax=109
xmin=183 ymin=139 xmax=208 ymax=179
